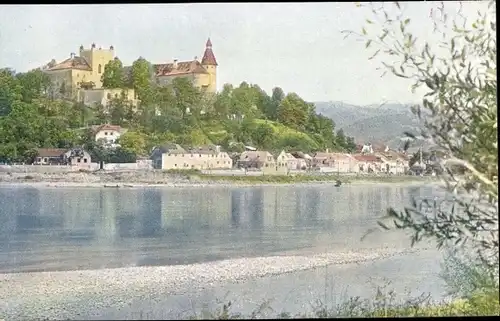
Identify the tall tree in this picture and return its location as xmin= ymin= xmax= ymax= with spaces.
xmin=130 ymin=57 xmax=155 ymax=104
xmin=16 ymin=69 xmax=51 ymax=103
xmin=0 ymin=68 xmax=22 ymax=116
xmin=276 ymin=93 xmax=309 ymax=131
xmin=268 ymin=87 xmax=285 ymax=120
xmin=347 ymin=1 xmax=498 ymax=270
xmin=101 ymin=58 xmax=125 ymax=89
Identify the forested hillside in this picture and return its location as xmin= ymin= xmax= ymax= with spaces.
xmin=315 ymin=101 xmax=422 ymax=148
xmin=0 ymin=59 xmax=356 ymax=163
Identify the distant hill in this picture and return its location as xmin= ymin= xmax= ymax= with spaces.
xmin=314 ymin=101 xmax=425 ymax=149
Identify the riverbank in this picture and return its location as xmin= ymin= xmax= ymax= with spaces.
xmin=0 ymin=246 xmax=436 ymax=321
xmin=0 ymin=171 xmax=440 ymax=188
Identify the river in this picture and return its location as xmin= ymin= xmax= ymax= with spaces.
xmin=0 ymin=183 xmax=448 ymax=319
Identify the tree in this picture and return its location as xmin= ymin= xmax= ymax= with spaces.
xmin=130 ymin=57 xmax=155 ymax=104
xmin=16 ymin=69 xmax=51 ymax=103
xmin=213 ymin=84 xmax=233 ymax=117
xmin=171 ymin=77 xmax=202 ymax=117
xmin=347 ymin=1 xmax=497 ymax=270
xmin=101 ymin=58 xmax=125 ymax=89
xmin=268 ymin=87 xmax=285 ymax=120
xmin=117 ymin=131 xmax=148 ymax=156
xmin=277 ymin=93 xmax=309 ymax=131
xmin=0 ymin=68 xmax=22 ymax=116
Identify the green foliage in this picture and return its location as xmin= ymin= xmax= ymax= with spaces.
xmin=130 ymin=57 xmax=155 ymax=104
xmin=440 ymin=249 xmax=499 ymax=300
xmin=101 ymin=58 xmax=125 ymax=89
xmin=277 ymin=93 xmax=309 ymax=131
xmin=346 ymin=1 xmax=498 ymax=269
xmin=117 ymin=131 xmax=148 ymax=156
xmin=189 ymin=286 xmax=499 ymax=319
xmin=0 ymin=56 xmax=357 ymax=163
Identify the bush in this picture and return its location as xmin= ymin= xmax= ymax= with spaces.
xmin=165 ymin=168 xmax=202 ymax=176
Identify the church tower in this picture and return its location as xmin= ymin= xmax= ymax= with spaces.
xmin=201 ymin=38 xmax=218 ymax=93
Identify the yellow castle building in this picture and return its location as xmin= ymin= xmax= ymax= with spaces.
xmin=42 ymin=38 xmax=218 ymax=104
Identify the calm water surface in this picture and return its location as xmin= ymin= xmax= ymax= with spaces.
xmin=0 ymin=184 xmax=436 ymax=273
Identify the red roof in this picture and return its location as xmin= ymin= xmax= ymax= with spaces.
xmin=93 ymin=124 xmax=123 ymax=133
xmin=154 ymin=60 xmax=208 ymax=77
xmin=35 ymin=148 xmax=68 ymax=157
xmin=201 ymin=38 xmax=218 ymax=66
xmin=46 ymin=56 xmax=92 ymax=71
xmin=353 ymin=154 xmax=382 ymax=162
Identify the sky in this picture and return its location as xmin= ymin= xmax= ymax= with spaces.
xmin=0 ymin=2 xmax=490 ymax=106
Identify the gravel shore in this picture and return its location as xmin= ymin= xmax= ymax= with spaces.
xmin=0 ymin=247 xmax=433 ymax=320
xmin=0 ymin=170 xmax=439 ymax=189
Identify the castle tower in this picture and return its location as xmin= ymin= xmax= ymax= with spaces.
xmin=79 ymin=43 xmax=115 ymax=88
xmin=201 ymin=38 xmax=218 ymax=93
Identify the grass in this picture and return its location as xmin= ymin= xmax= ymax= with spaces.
xmin=194 ymin=173 xmax=435 ymax=185
xmin=186 ymin=250 xmax=499 ymax=319
xmin=163 ymin=168 xmax=437 ymax=185
xmin=187 ymin=287 xmax=499 ymax=319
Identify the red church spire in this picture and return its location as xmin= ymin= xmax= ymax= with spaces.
xmin=201 ymin=38 xmax=218 ymax=66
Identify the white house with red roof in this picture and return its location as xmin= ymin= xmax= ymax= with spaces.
xmin=92 ymin=124 xmax=128 ymax=148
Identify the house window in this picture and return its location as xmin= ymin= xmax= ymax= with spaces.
xmin=37 ymin=157 xmax=41 ymax=162
xmin=104 ymin=132 xmax=108 ymax=135
xmin=98 ymin=64 xmax=102 ymax=73
xmin=44 ymin=158 xmax=48 ymax=163
xmin=199 ymin=154 xmax=202 ymax=157
xmin=83 ymin=158 xmax=88 ymax=163
xmin=174 ymin=164 xmax=177 ymax=167
xmin=77 ymin=158 xmax=81 ymax=163
xmin=217 ymin=161 xmax=220 ymax=164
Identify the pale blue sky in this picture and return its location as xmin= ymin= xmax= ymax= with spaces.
xmin=0 ymin=2 xmax=489 ymax=105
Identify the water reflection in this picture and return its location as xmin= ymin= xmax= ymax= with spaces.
xmin=0 ymin=184 xmax=437 ymax=272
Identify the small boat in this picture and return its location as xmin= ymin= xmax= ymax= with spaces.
xmin=104 ymin=184 xmax=120 ymax=188
xmin=334 ymin=180 xmax=342 ymax=187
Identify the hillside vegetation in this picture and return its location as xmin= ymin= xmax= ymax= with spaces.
xmin=315 ymin=101 xmax=422 ymax=148
xmin=0 ymin=61 xmax=356 ymax=163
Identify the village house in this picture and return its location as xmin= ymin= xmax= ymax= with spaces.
xmin=276 ymin=150 xmax=298 ymax=172
xmin=237 ymin=151 xmax=276 ymax=173
xmin=92 ymin=124 xmax=128 ymax=148
xmin=312 ymin=151 xmax=336 ymax=168
xmin=150 ymin=144 xmax=185 ymax=169
xmin=151 ymin=144 xmax=232 ymax=170
xmin=33 ymin=148 xmax=92 ymax=167
xmin=290 ymin=151 xmax=313 ymax=170
xmin=353 ymin=154 xmax=384 ymax=173
xmin=329 ymin=153 xmax=359 ymax=173
xmin=375 ymin=150 xmax=409 ymax=174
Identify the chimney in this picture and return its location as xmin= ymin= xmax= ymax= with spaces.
xmin=70 ymin=52 xmax=75 ymax=59
xmin=194 ymin=56 xmax=198 ymax=61
xmin=173 ymin=59 xmax=178 ymax=69
xmin=215 ymin=145 xmax=221 ymax=153
xmin=91 ymin=43 xmax=96 ymax=49
xmin=110 ymin=45 xmax=114 ymax=50
xmin=79 ymin=45 xmax=84 ymax=52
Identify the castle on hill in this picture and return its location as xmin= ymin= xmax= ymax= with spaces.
xmin=41 ymin=38 xmax=218 ymax=105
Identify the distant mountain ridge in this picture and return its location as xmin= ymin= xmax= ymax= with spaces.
xmin=314 ymin=101 xmax=425 ymax=150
